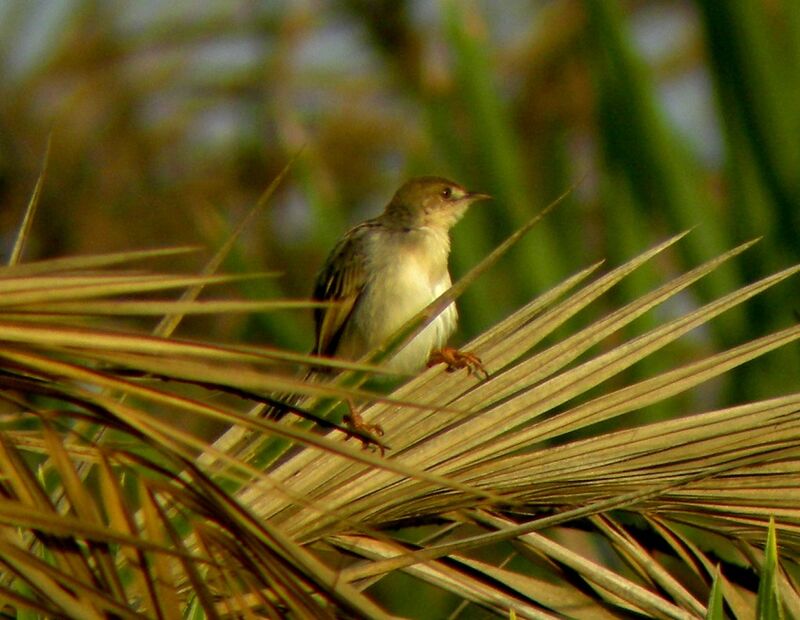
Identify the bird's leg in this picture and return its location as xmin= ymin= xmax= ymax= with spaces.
xmin=428 ymin=346 xmax=488 ymax=379
xmin=343 ymin=399 xmax=386 ymax=454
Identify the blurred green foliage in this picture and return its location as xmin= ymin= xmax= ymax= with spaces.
xmin=3 ymin=2 xmax=800 ymax=616
xmin=1 ymin=0 xmax=799 ymax=412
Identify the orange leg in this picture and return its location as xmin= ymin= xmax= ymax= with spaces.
xmin=428 ymin=346 xmax=488 ymax=379
xmin=343 ymin=400 xmax=386 ymax=454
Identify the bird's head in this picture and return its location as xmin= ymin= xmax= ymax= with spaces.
xmin=382 ymin=176 xmax=490 ymax=230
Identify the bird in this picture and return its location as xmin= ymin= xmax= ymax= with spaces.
xmin=311 ymin=176 xmax=490 ymax=434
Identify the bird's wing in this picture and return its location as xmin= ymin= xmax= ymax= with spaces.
xmin=312 ymin=223 xmax=372 ymax=357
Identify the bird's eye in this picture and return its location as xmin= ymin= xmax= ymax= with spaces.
xmin=441 ymin=187 xmax=453 ymax=199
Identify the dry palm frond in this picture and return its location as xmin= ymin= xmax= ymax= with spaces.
xmin=0 ymin=247 xmax=396 ymax=617
xmin=0 ymin=229 xmax=799 ymax=618
xmin=220 ymin=233 xmax=800 ymax=618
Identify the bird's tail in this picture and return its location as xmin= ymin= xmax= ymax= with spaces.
xmin=263 ymin=366 xmax=333 ymax=422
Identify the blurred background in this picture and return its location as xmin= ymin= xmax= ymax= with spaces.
xmin=2 ymin=0 xmax=799 ymax=412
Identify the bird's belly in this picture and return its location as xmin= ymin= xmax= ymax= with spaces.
xmin=342 ymin=265 xmax=456 ymax=374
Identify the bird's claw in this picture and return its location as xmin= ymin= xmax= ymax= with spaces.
xmin=343 ymin=411 xmax=386 ymax=455
xmin=428 ymin=346 xmax=488 ymax=379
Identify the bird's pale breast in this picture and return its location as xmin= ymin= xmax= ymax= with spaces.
xmin=336 ymin=227 xmax=457 ymax=373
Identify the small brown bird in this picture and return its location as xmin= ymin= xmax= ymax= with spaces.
xmin=312 ymin=177 xmax=489 ymax=432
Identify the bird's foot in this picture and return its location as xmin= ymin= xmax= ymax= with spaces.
xmin=428 ymin=346 xmax=488 ymax=379
xmin=343 ymin=409 xmax=386 ymax=455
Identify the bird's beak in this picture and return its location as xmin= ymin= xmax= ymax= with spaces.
xmin=467 ymin=191 xmax=492 ymax=203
